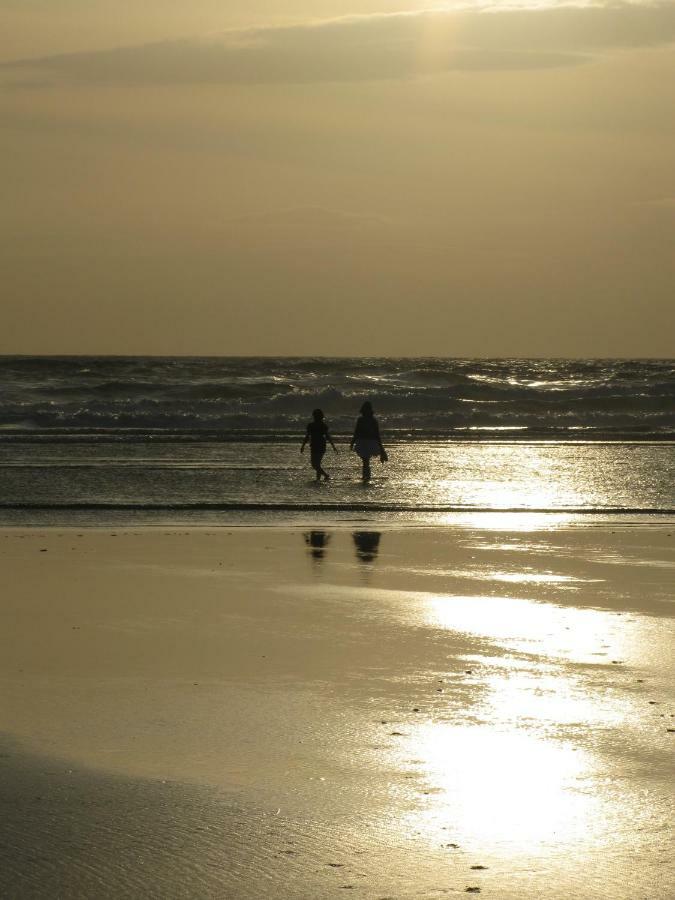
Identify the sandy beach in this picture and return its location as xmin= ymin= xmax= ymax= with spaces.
xmin=4 ymin=0 xmax=675 ymax=893
xmin=0 ymin=523 xmax=673 ymax=898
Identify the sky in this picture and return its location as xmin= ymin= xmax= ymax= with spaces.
xmin=1 ymin=1 xmax=674 ymax=356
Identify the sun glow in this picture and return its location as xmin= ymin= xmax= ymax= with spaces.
xmin=423 ymin=592 xmax=630 ymax=664
xmin=399 ymin=722 xmax=599 ymax=851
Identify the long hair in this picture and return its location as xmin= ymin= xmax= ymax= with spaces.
xmin=360 ymin=401 xmax=374 ymax=417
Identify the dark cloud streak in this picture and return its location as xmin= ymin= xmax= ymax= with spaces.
xmin=2 ymin=3 xmax=675 ymax=86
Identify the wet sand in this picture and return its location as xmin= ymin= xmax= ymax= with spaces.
xmin=0 ymin=525 xmax=673 ymax=898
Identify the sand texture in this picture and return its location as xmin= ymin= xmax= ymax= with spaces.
xmin=0 ymin=525 xmax=673 ymax=898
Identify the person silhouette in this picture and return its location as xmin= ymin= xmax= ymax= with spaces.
xmin=349 ymin=401 xmax=387 ymax=482
xmin=301 ymin=408 xmax=337 ymax=481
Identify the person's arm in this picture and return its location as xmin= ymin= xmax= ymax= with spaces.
xmin=327 ymin=428 xmax=338 ymax=452
xmin=349 ymin=419 xmax=359 ymax=451
xmin=300 ymin=425 xmax=309 ymax=453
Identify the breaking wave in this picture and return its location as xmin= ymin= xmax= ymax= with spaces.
xmin=1 ymin=356 xmax=673 ymax=440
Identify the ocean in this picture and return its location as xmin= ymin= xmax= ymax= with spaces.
xmin=1 ymin=356 xmax=674 ymax=525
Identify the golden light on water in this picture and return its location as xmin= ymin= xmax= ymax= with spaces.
xmin=399 ymin=723 xmax=601 ymax=851
xmin=480 ymin=667 xmax=623 ymax=729
xmin=445 ymin=512 xmax=577 ymax=530
xmin=423 ymin=592 xmax=630 ymax=663
xmin=395 ymin=593 xmax=615 ymax=849
xmin=411 ymin=442 xmax=646 ymax=516
xmin=369 ymin=578 xmax=674 ymax=871
xmin=438 ymin=473 xmax=563 ymax=512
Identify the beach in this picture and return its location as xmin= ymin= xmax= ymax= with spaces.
xmin=1 ymin=523 xmax=673 ymax=898
xmin=4 ymin=0 xmax=675 ymax=888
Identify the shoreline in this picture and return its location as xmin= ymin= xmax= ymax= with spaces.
xmin=3 ymin=432 xmax=675 ymax=442
xmin=1 ymin=524 xmax=673 ymax=897
xmin=2 ymin=512 xmax=675 ymax=529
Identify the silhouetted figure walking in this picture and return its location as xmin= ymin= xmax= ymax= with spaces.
xmin=301 ymin=408 xmax=337 ymax=481
xmin=350 ymin=401 xmax=387 ymax=482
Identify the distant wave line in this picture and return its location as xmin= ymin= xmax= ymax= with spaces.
xmin=0 ymin=463 xmax=300 ymax=470
xmin=1 ymin=502 xmax=673 ymax=514
xmin=0 ymin=433 xmax=674 ymax=446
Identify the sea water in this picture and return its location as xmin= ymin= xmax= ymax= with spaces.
xmin=1 ymin=357 xmax=673 ymax=525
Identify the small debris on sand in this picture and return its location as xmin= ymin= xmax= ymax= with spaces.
xmin=466 ymin=888 xmax=481 ymax=894
xmin=470 ymin=865 xmax=488 ymax=870
xmin=327 ymin=863 xmax=344 ymax=867
xmin=390 ymin=731 xmax=404 ymax=736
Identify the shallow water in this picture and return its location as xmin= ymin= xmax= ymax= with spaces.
xmin=1 ymin=440 xmax=674 ymax=525
xmin=3 ymin=356 xmax=673 ymax=526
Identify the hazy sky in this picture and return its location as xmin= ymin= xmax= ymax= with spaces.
xmin=1 ymin=1 xmax=674 ymax=356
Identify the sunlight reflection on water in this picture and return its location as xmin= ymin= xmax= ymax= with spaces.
xmin=2 ymin=440 xmax=674 ymax=524
xmin=399 ymin=723 xmax=602 ymax=852
xmin=424 ymin=593 xmax=630 ymax=664
xmin=376 ymin=581 xmax=674 ymax=874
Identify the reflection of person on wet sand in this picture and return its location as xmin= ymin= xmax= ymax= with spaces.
xmin=301 ymin=408 xmax=337 ymax=482
xmin=304 ymin=531 xmax=330 ymax=561
xmin=352 ymin=531 xmax=381 ymax=563
xmin=350 ymin=401 xmax=387 ymax=482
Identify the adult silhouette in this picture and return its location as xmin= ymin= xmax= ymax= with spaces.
xmin=349 ymin=401 xmax=387 ymax=482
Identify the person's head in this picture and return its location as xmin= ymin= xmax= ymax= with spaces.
xmin=312 ymin=408 xmax=324 ymax=421
xmin=360 ymin=401 xmax=374 ymax=417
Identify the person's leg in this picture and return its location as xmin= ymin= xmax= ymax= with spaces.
xmin=317 ymin=451 xmax=329 ymax=480
xmin=312 ymin=450 xmax=326 ymax=481
xmin=361 ymin=457 xmax=371 ymax=481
